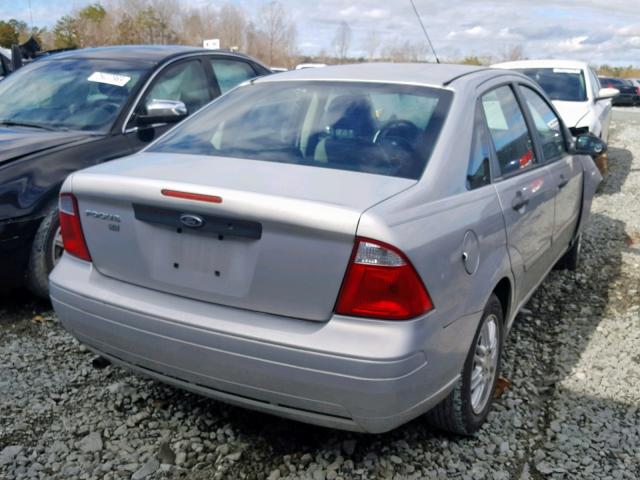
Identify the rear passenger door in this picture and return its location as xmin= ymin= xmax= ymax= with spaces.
xmin=481 ymin=85 xmax=556 ymax=303
xmin=518 ymin=85 xmax=582 ymax=258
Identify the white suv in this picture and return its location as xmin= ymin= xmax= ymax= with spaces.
xmin=492 ymin=60 xmax=618 ymax=141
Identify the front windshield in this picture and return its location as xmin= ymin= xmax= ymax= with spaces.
xmin=0 ymin=58 xmax=149 ymax=131
xmin=517 ymin=68 xmax=587 ymax=102
xmin=150 ymin=81 xmax=452 ymax=179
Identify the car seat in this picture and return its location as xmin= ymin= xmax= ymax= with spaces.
xmin=314 ymin=94 xmax=377 ymax=166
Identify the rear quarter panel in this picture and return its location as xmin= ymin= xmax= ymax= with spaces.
xmin=359 ymin=185 xmax=510 ymax=328
xmin=357 ymin=77 xmax=515 ymax=379
xmin=358 ymin=184 xmax=511 ymax=382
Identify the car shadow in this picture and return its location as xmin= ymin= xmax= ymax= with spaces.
xmin=599 ymin=146 xmax=632 ymax=195
xmin=0 ymin=288 xmax=51 ymax=325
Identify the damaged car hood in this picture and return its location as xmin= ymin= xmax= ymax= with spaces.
xmin=551 ymin=100 xmax=591 ymax=129
xmin=0 ymin=126 xmax=94 ymax=166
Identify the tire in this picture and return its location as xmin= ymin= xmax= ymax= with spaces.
xmin=426 ymin=293 xmax=504 ymax=435
xmin=557 ymin=234 xmax=581 ymax=271
xmin=26 ymin=206 xmax=62 ymax=299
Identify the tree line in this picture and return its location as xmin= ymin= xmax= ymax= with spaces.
xmin=1 ymin=0 xmax=297 ymax=68
xmin=0 ymin=1 xmax=433 ymax=67
xmin=0 ymin=1 xmax=638 ymax=74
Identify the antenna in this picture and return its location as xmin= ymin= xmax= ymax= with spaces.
xmin=409 ymin=0 xmax=440 ymax=64
xmin=28 ymin=0 xmax=34 ymax=27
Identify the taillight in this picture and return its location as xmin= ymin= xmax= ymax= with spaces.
xmin=335 ymin=237 xmax=433 ymax=320
xmin=59 ymin=193 xmax=91 ymax=262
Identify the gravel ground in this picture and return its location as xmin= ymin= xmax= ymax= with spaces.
xmin=2 ymin=109 xmax=640 ymax=480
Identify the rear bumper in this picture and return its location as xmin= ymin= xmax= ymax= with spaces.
xmin=50 ymin=255 xmax=479 ymax=433
xmin=613 ymin=95 xmax=638 ymax=106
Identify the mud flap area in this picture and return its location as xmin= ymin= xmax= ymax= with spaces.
xmin=573 ymin=154 xmax=603 ymax=242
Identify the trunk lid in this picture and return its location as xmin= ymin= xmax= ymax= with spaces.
xmin=72 ymin=152 xmax=416 ymax=321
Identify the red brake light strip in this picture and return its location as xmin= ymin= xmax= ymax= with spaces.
xmin=161 ymin=189 xmax=223 ymax=204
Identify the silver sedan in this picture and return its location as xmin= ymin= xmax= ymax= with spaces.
xmin=50 ymin=63 xmax=603 ymax=434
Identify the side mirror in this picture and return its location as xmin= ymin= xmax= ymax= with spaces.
xmin=136 ymin=99 xmax=188 ymax=126
xmin=596 ymin=87 xmax=619 ymax=101
xmin=574 ymin=133 xmax=607 ymax=156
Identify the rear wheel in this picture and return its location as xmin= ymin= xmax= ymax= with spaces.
xmin=426 ymin=293 xmax=504 ymax=435
xmin=27 ymin=207 xmax=62 ymax=298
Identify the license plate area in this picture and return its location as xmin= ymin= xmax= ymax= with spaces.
xmin=132 ymin=204 xmax=261 ymax=298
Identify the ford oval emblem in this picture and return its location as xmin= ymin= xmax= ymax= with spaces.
xmin=180 ymin=213 xmax=205 ymax=228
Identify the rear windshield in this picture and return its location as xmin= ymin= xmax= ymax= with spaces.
xmin=150 ymin=81 xmax=452 ymax=179
xmin=516 ymin=68 xmax=586 ymax=102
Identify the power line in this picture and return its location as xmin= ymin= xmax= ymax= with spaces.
xmin=409 ymin=0 xmax=440 ymax=64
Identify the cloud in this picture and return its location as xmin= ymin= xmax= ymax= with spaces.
xmin=447 ymin=26 xmax=492 ymax=40
xmin=556 ymin=36 xmax=590 ymax=53
xmin=497 ymin=28 xmax=524 ymax=41
xmin=624 ymin=37 xmax=640 ymax=48
xmin=290 ymin=0 xmax=640 ymax=65
xmin=363 ymin=8 xmax=387 ymax=20
xmin=336 ymin=6 xmax=388 ymax=22
xmin=616 ymin=25 xmax=640 ymax=37
xmin=3 ymin=0 xmax=640 ymax=65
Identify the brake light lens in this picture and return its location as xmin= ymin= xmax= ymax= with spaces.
xmin=335 ymin=238 xmax=433 ymax=320
xmin=161 ymin=189 xmax=222 ymax=204
xmin=59 ymin=193 xmax=91 ymax=262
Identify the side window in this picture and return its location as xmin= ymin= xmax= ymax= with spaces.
xmin=467 ymin=103 xmax=492 ymax=190
xmin=210 ymin=59 xmax=257 ymax=94
xmin=520 ymin=86 xmax=567 ymax=162
xmin=481 ymin=86 xmax=536 ymax=176
xmin=141 ymin=60 xmax=210 ymax=116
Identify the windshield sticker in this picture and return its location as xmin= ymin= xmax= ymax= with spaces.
xmin=553 ymin=68 xmax=581 ymax=74
xmin=87 ymin=72 xmax=131 ymax=87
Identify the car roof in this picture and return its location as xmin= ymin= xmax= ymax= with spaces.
xmin=492 ymin=59 xmax=589 ymax=70
xmin=254 ymin=62 xmax=490 ymax=88
xmin=40 ymin=45 xmax=256 ymax=65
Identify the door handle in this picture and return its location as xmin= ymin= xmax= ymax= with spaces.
xmin=558 ymin=175 xmax=569 ymax=190
xmin=512 ymin=193 xmax=529 ymax=211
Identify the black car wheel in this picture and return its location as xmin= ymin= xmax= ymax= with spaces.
xmin=426 ymin=293 xmax=504 ymax=435
xmin=27 ymin=206 xmax=61 ymax=298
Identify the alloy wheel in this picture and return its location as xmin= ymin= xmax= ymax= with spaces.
xmin=470 ymin=313 xmax=500 ymax=415
xmin=51 ymin=226 xmax=64 ymax=267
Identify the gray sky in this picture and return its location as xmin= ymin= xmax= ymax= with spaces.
xmin=4 ymin=0 xmax=640 ymax=65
